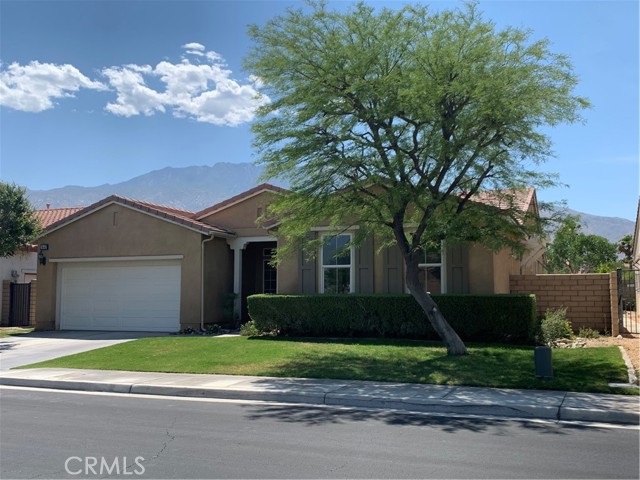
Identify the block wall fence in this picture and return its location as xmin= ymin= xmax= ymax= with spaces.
xmin=509 ymin=273 xmax=618 ymax=335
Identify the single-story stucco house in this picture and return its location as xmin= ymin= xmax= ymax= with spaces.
xmin=35 ymin=184 xmax=545 ymax=332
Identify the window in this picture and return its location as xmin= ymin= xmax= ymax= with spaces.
xmin=263 ymin=248 xmax=277 ymax=294
xmin=321 ymin=234 xmax=353 ymax=293
xmin=418 ymin=244 xmax=445 ymax=294
xmin=263 ymin=261 xmax=277 ymax=294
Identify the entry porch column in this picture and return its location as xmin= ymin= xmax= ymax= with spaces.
xmin=227 ymin=236 xmax=277 ymax=322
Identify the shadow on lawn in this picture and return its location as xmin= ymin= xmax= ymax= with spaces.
xmin=247 ymin=337 xmax=626 ymax=392
xmin=242 ymin=404 xmax=603 ymax=435
xmin=248 ymin=335 xmax=446 ymax=348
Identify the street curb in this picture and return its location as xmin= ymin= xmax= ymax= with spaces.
xmin=2 ymin=376 xmax=638 ymax=425
xmin=559 ymin=407 xmax=639 ymax=425
xmin=0 ymin=377 xmax=133 ymax=394
xmin=618 ymin=346 xmax=639 ymax=386
xmin=129 ymin=384 xmax=328 ymax=405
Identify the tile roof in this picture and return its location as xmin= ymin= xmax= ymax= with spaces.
xmin=34 ymin=207 xmax=83 ymax=229
xmin=194 ymin=183 xmax=287 ymax=220
xmin=472 ymin=188 xmax=536 ymax=213
xmin=44 ymin=195 xmax=235 ymax=237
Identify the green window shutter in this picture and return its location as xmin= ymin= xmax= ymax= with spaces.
xmin=382 ymin=244 xmax=404 ymax=293
xmin=299 ymin=232 xmax=317 ymax=293
xmin=355 ymin=235 xmax=374 ymax=293
xmin=447 ymin=244 xmax=469 ymax=293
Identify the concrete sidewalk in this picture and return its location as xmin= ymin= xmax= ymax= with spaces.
xmin=1 ymin=368 xmax=638 ymax=425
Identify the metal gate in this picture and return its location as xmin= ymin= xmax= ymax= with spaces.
xmin=618 ymin=269 xmax=639 ymax=334
xmin=8 ymin=282 xmax=32 ymax=327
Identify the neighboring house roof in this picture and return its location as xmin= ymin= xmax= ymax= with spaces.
xmin=34 ymin=207 xmax=83 ymax=229
xmin=472 ymin=187 xmax=537 ymax=214
xmin=194 ymin=183 xmax=287 ymax=220
xmin=43 ymin=195 xmax=235 ymax=238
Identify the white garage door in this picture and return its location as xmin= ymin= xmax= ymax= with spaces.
xmin=59 ymin=261 xmax=181 ymax=332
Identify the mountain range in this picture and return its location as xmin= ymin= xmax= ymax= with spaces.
xmin=26 ymin=163 xmax=270 ymax=213
xmin=25 ymin=162 xmax=634 ymax=243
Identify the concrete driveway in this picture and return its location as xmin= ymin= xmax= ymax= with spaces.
xmin=0 ymin=331 xmax=167 ymax=371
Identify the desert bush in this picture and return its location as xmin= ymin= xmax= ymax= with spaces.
xmin=541 ymin=307 xmax=574 ymax=344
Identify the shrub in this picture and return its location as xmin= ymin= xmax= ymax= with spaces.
xmin=577 ymin=327 xmax=600 ymax=339
xmin=240 ymin=320 xmax=261 ymax=337
xmin=541 ymin=307 xmax=574 ymax=344
xmin=205 ymin=324 xmax=222 ymax=335
xmin=247 ymin=294 xmax=538 ymax=344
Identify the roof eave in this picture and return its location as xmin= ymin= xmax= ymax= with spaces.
xmin=42 ymin=196 xmax=237 ymax=239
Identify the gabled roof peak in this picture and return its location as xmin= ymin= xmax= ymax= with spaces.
xmin=195 ymin=183 xmax=287 ymax=220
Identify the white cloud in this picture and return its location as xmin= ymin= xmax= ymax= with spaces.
xmin=0 ymin=44 xmax=269 ymax=126
xmin=102 ymin=44 xmax=269 ymax=126
xmin=182 ymin=42 xmax=205 ymax=51
xmin=0 ymin=61 xmax=106 ymax=112
xmin=182 ymin=43 xmax=207 ymax=57
xmin=102 ymin=65 xmax=166 ymax=117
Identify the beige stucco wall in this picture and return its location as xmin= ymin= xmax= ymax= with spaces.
xmin=36 ymin=204 xmax=207 ymax=331
xmin=200 ymin=191 xmax=276 ymax=236
xmin=492 ymin=248 xmax=520 ymax=294
xmin=471 ymin=237 xmax=544 ymax=295
xmin=467 ymin=244 xmax=494 ymax=294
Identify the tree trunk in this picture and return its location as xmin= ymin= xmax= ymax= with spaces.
xmin=405 ymin=258 xmax=468 ymax=356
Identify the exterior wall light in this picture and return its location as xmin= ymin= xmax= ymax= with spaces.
xmin=39 ymin=244 xmax=48 ymax=266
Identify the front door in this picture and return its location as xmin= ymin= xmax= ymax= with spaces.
xmin=241 ymin=241 xmax=277 ymax=322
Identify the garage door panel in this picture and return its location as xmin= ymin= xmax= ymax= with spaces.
xmin=61 ymin=297 xmax=91 ymax=314
xmin=61 ymin=315 xmax=91 ymax=330
xmin=93 ymin=316 xmax=123 ymax=329
xmin=59 ymin=261 xmax=181 ymax=332
xmin=124 ymin=317 xmax=175 ymax=331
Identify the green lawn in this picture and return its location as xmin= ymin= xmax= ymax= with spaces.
xmin=0 ymin=327 xmax=34 ymax=338
xmin=21 ymin=336 xmax=635 ymax=394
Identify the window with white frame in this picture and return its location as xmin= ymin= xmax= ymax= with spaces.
xmin=321 ymin=234 xmax=353 ymax=293
xmin=418 ymin=243 xmax=446 ymax=294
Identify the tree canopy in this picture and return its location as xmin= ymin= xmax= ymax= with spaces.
xmin=617 ymin=234 xmax=633 ymax=267
xmin=545 ymin=217 xmax=617 ymax=273
xmin=246 ymin=1 xmax=589 ymax=354
xmin=0 ymin=182 xmax=41 ymax=258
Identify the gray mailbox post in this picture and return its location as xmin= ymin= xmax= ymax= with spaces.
xmin=535 ymin=346 xmax=553 ymax=379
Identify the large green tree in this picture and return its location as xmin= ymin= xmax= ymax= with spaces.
xmin=0 ymin=182 xmax=41 ymax=257
xmin=246 ymin=1 xmax=589 ymax=355
xmin=546 ymin=217 xmax=618 ymax=273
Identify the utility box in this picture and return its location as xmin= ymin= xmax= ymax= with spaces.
xmin=535 ymin=346 xmax=553 ymax=379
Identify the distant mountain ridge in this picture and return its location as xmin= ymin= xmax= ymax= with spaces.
xmin=26 ymin=162 xmax=634 ymax=242
xmin=558 ymin=208 xmax=634 ymax=243
xmin=26 ymin=162 xmax=272 ymax=213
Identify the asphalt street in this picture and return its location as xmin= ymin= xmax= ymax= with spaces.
xmin=1 ymin=387 xmax=638 ymax=479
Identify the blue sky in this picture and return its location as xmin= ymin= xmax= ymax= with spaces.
xmin=1 ymin=0 xmax=638 ymax=220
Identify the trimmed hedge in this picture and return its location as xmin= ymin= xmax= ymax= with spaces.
xmin=247 ymin=294 xmax=539 ymax=344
